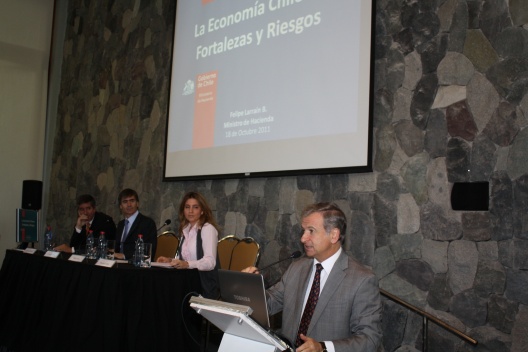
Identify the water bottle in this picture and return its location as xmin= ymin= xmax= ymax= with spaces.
xmin=86 ymin=230 xmax=95 ymax=258
xmin=43 ymin=226 xmax=53 ymax=251
xmin=98 ymin=231 xmax=107 ymax=259
xmin=134 ymin=234 xmax=144 ymax=267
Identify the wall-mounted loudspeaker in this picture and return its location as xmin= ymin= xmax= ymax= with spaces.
xmin=22 ymin=180 xmax=43 ymax=210
xmin=450 ymin=182 xmax=489 ymax=211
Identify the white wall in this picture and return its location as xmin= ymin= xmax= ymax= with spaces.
xmin=0 ymin=0 xmax=54 ymax=262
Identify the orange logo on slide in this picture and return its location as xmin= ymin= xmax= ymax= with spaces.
xmin=193 ymin=71 xmax=218 ymax=149
xmin=202 ymin=0 xmax=214 ymax=4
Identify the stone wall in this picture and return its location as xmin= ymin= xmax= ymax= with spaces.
xmin=47 ymin=0 xmax=528 ymax=351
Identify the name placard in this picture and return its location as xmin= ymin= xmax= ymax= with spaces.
xmin=68 ymin=254 xmax=85 ymax=262
xmin=23 ymin=248 xmax=37 ymax=254
xmin=44 ymin=251 xmax=60 ymax=258
xmin=95 ymin=259 xmax=116 ymax=268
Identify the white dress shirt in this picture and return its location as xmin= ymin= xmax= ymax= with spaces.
xmin=300 ymin=247 xmax=343 ymax=352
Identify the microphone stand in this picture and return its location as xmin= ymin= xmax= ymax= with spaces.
xmin=258 ymin=251 xmax=302 ymax=271
xmin=260 ymin=251 xmax=303 ymax=289
xmin=157 ymin=220 xmax=171 ymax=232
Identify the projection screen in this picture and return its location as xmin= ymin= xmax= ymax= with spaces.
xmin=164 ymin=0 xmax=375 ymax=180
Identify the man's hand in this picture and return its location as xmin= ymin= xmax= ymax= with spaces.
xmin=54 ymin=244 xmax=72 ymax=253
xmin=242 ymin=266 xmax=259 ymax=274
xmin=76 ymin=214 xmax=89 ymax=230
xmin=296 ymin=334 xmax=323 ymax=352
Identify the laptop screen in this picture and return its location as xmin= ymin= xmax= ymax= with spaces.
xmin=218 ymin=269 xmax=271 ymax=330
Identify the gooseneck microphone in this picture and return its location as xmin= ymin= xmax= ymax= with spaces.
xmin=157 ymin=219 xmax=172 ymax=231
xmin=258 ymin=251 xmax=302 ymax=271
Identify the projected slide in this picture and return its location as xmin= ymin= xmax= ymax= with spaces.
xmin=165 ymin=0 xmax=374 ymax=180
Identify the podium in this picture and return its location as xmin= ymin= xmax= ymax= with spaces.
xmin=189 ymin=296 xmax=292 ymax=352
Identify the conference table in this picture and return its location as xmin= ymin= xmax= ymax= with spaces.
xmin=0 ymin=249 xmax=205 ymax=352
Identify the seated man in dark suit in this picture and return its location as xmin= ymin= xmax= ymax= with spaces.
xmin=244 ymin=202 xmax=382 ymax=352
xmin=54 ymin=194 xmax=116 ymax=253
xmin=114 ymin=188 xmax=157 ymax=260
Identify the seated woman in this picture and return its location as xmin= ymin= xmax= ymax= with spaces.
xmin=157 ymin=191 xmax=220 ymax=298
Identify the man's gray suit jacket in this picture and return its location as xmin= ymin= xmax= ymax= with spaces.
xmin=266 ymin=250 xmax=382 ymax=352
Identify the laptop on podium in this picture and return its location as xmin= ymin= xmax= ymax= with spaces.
xmin=217 ymin=269 xmax=295 ymax=350
xmin=218 ymin=269 xmax=271 ymax=330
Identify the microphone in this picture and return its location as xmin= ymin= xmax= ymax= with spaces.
xmin=157 ymin=219 xmax=171 ymax=231
xmin=258 ymin=251 xmax=302 ymax=271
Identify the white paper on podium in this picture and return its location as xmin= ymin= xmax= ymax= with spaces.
xmin=190 ymin=296 xmax=291 ymax=352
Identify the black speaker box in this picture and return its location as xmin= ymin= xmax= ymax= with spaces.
xmin=451 ymin=182 xmax=489 ymax=211
xmin=22 ymin=180 xmax=43 ymax=210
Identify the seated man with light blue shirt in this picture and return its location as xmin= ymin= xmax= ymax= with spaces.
xmin=244 ymin=202 xmax=381 ymax=352
xmin=114 ymin=188 xmax=157 ymax=260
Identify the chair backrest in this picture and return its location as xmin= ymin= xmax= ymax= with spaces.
xmin=229 ymin=237 xmax=260 ymax=271
xmin=217 ymin=235 xmax=240 ymax=270
xmin=154 ymin=230 xmax=179 ymax=261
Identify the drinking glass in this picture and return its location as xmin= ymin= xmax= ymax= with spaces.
xmin=141 ymin=243 xmax=152 ymax=268
xmin=106 ymin=240 xmax=116 ymax=260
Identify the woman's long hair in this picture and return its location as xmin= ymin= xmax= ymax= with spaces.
xmin=178 ymin=191 xmax=219 ymax=235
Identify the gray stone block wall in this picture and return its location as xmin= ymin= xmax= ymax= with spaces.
xmin=46 ymin=0 xmax=528 ymax=350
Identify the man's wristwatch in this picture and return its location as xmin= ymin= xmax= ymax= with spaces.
xmin=320 ymin=342 xmax=328 ymax=352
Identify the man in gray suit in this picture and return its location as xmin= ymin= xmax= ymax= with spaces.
xmin=245 ymin=202 xmax=381 ymax=352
